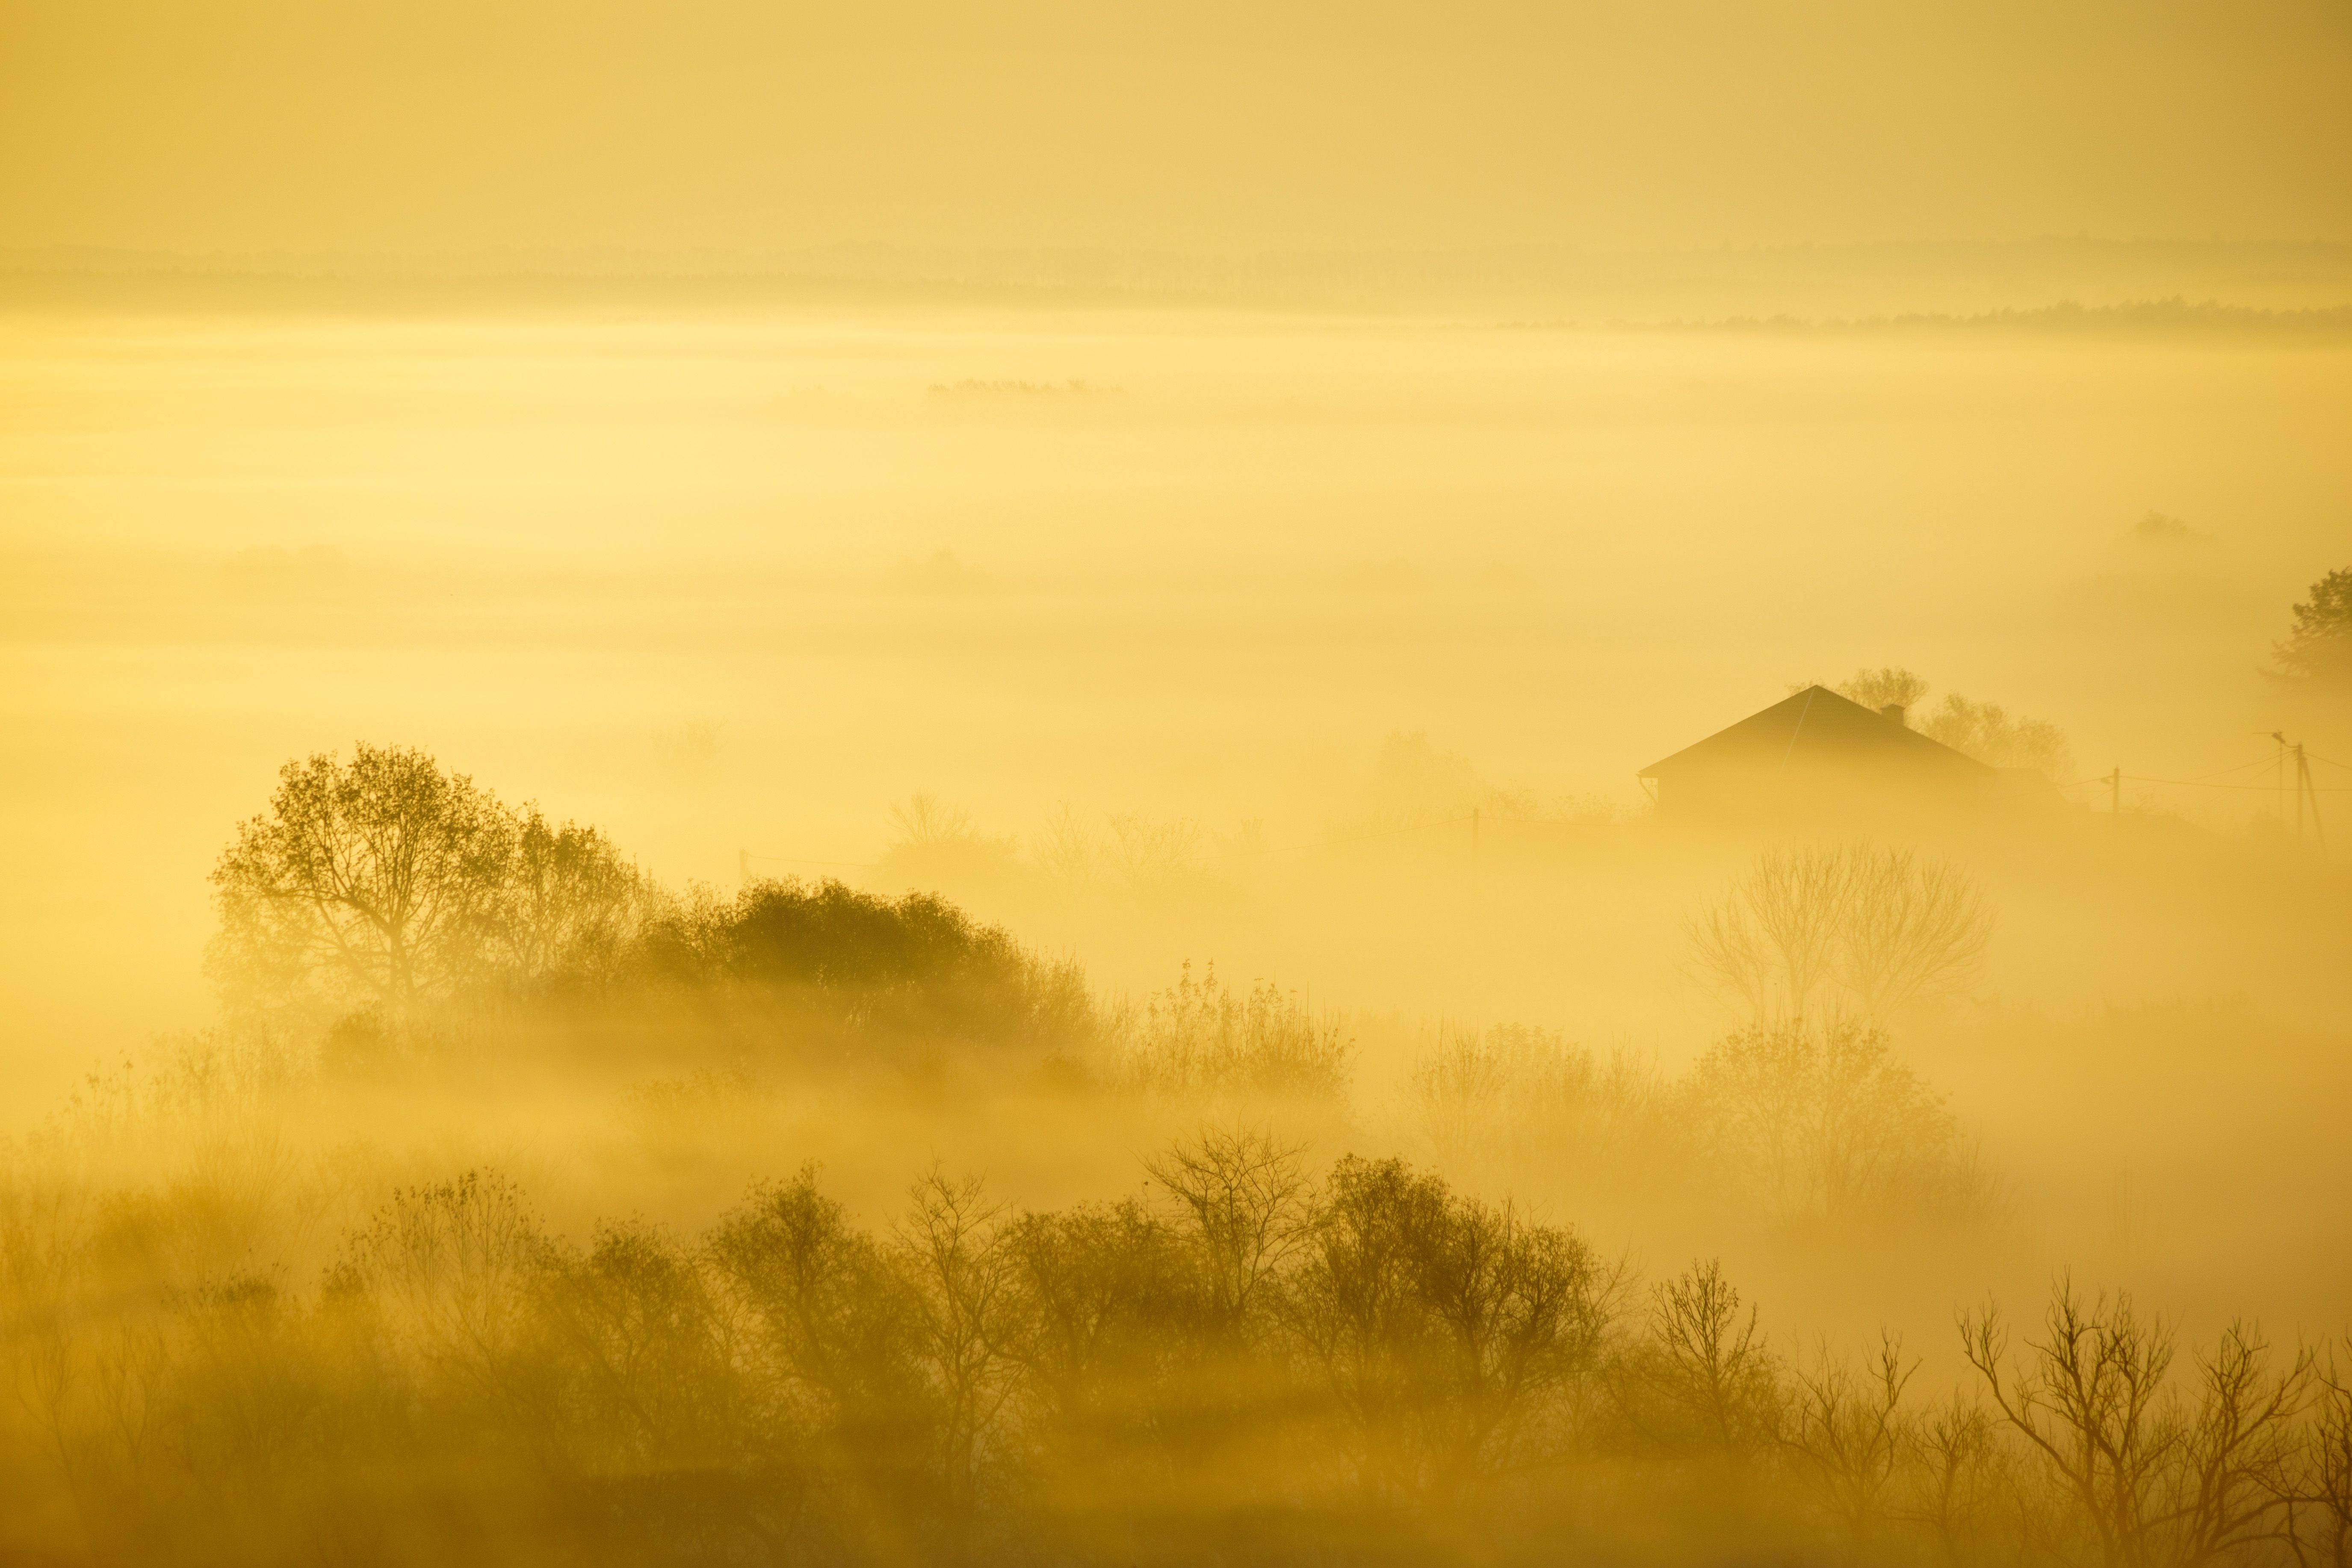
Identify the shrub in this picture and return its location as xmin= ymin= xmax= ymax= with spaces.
xmin=1108 ymin=962 xmax=1353 ymax=1101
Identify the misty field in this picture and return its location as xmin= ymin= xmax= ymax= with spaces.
xmin=1 ymin=302 xmax=2349 ymax=1565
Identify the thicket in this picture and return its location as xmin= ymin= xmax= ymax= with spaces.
xmin=212 ymin=746 xmax=1095 ymax=1072
xmin=3 ymin=1129 xmax=2347 ymax=1567
xmin=1406 ymin=1018 xmax=1986 ymax=1227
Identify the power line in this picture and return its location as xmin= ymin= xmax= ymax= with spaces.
xmin=2170 ymin=756 xmax=2282 ymax=783
xmin=2125 ymin=774 xmax=2352 ymax=792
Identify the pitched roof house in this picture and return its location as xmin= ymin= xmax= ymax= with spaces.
xmin=1638 ymin=685 xmax=1994 ymax=819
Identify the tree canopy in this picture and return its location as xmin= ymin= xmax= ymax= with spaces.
xmin=2272 ymin=566 xmax=2352 ymax=685
xmin=210 ymin=744 xmax=644 ymax=1020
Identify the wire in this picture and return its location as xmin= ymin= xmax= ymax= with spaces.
xmin=2172 ymin=755 xmax=2286 ymax=783
xmin=2125 ymin=775 xmax=2352 ymax=792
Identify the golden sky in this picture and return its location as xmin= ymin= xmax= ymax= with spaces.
xmin=5 ymin=0 xmax=2349 ymax=257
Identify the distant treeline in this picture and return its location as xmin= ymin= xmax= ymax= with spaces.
xmin=1652 ymin=298 xmax=2352 ymax=338
xmin=10 ymin=241 xmax=2352 ymax=328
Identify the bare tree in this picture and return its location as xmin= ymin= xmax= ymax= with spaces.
xmin=1961 ymin=1282 xmax=2310 ymax=1568
xmin=1685 ymin=845 xmax=1855 ymax=1021
xmin=1961 ymin=1285 xmax=2177 ymax=1568
xmin=895 ymin=1169 xmax=1020 ymax=1537
xmin=2289 ymin=1339 xmax=2352 ymax=1566
xmin=1903 ymin=1389 xmax=2017 ymax=1566
xmin=1787 ymin=1331 xmax=1918 ymax=1559
xmin=2169 ymin=1321 xmax=2311 ymax=1565
xmin=1690 ymin=1017 xmax=1963 ymax=1220
xmin=1837 ymin=847 xmax=1994 ymax=1016
xmin=1144 ymin=1126 xmax=1311 ymax=1335
xmin=1687 ymin=843 xmax=1991 ymax=1022
xmin=1626 ymin=1259 xmax=1784 ymax=1454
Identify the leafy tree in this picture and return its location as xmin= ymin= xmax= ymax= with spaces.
xmin=1922 ymin=695 xmax=2071 ymax=776
xmin=643 ymin=877 xmax=1096 ymax=1053
xmin=2272 ymin=566 xmax=2352 ymax=685
xmin=210 ymin=744 xmax=513 ymax=1019
xmin=480 ymin=808 xmax=650 ymax=989
xmin=1834 ymin=667 xmax=1931 ymax=713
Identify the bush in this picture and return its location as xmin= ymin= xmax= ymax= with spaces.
xmin=635 ymin=877 xmax=1097 ymax=1062
xmin=1107 ymin=961 xmax=1353 ymax=1101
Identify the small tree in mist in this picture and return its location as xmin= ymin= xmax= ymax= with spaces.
xmin=1786 ymin=1332 xmax=1916 ymax=1557
xmin=1102 ymin=814 xmax=1209 ymax=893
xmin=2294 ymin=1341 xmax=2352 ymax=1565
xmin=708 ymin=1166 xmax=937 ymax=1541
xmin=1689 ymin=1019 xmax=1970 ymax=1222
xmin=212 ymin=745 xmax=513 ymax=1020
xmin=1143 ymin=1126 xmax=1312 ymax=1337
xmin=1615 ymin=1259 xmax=1783 ymax=1456
xmin=1408 ymin=1024 xmax=1675 ymax=1190
xmin=1112 ymin=961 xmax=1353 ymax=1101
xmin=1281 ymin=1155 xmax=1615 ymax=1502
xmin=213 ymin=746 xmax=652 ymax=1027
xmin=1686 ymin=847 xmax=1853 ymax=1021
xmin=1686 ymin=843 xmax=1992 ymax=1023
xmin=1837 ymin=850 xmax=1995 ymax=1017
xmin=893 ymin=1170 xmax=1020 ymax=1540
xmin=878 ymin=794 xmax=1021 ymax=888
xmin=479 ymin=809 xmax=651 ymax=991
xmin=1922 ymin=695 xmax=2071 ymax=777
xmin=643 ymin=877 xmax=1097 ymax=1058
xmin=1811 ymin=670 xmax=2072 ymax=774
xmin=327 ymin=1169 xmax=558 ymax=1394
xmin=1834 ymin=668 xmax=1931 ymax=713
xmin=2269 ymin=566 xmax=2352 ymax=686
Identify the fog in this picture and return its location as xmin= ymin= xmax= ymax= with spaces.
xmin=7 ymin=298 xmax=2346 ymax=1056
xmin=5 ymin=4 xmax=2352 ymax=1560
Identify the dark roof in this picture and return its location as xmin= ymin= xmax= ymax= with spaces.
xmin=1639 ymin=685 xmax=1992 ymax=779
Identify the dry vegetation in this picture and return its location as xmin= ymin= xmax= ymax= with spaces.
xmin=1 ymin=746 xmax=2348 ymax=1566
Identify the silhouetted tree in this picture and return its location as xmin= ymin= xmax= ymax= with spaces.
xmin=1689 ymin=1019 xmax=1965 ymax=1220
xmin=1835 ymin=668 xmax=1931 ymax=713
xmin=1687 ymin=844 xmax=1991 ymax=1022
xmin=211 ymin=745 xmax=513 ymax=1019
xmin=2272 ymin=566 xmax=2352 ymax=685
xmin=480 ymin=809 xmax=650 ymax=991
xmin=1961 ymin=1281 xmax=2312 ymax=1568
xmin=1923 ymin=695 xmax=2071 ymax=776
xmin=1615 ymin=1259 xmax=1784 ymax=1456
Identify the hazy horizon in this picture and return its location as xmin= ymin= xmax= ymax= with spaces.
xmin=3 ymin=6 xmax=2349 ymax=1564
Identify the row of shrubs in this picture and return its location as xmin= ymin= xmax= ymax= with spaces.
xmin=4 ymin=1132 xmax=2344 ymax=1568
xmin=1406 ymin=1017 xmax=1988 ymax=1226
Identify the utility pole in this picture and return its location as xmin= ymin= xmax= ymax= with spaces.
xmin=2298 ymin=744 xmax=2328 ymax=850
xmin=2296 ymin=744 xmax=2308 ymax=840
